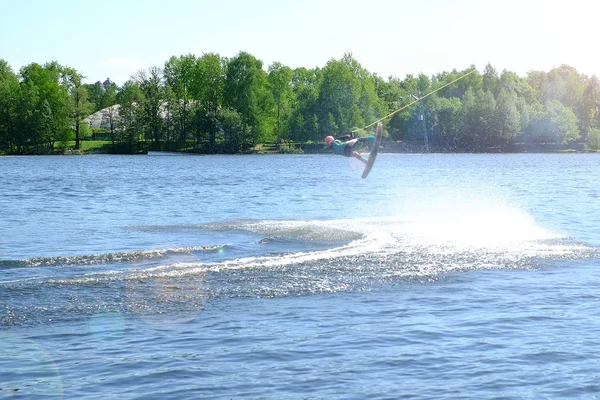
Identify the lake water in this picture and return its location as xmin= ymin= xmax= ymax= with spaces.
xmin=1 ymin=153 xmax=600 ymax=399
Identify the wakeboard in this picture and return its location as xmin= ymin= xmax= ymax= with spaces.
xmin=361 ymin=122 xmax=383 ymax=179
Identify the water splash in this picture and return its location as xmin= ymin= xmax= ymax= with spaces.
xmin=1 ymin=245 xmax=224 ymax=269
xmin=2 ymin=207 xmax=598 ymax=328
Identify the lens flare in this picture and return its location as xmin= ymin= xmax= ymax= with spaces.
xmin=0 ymin=333 xmax=63 ymax=399
xmin=89 ymin=309 xmax=126 ymax=340
xmin=125 ymin=266 xmax=208 ymax=330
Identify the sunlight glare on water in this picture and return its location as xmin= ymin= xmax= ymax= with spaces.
xmin=1 ymin=154 xmax=600 ymax=399
xmin=380 ymin=188 xmax=561 ymax=250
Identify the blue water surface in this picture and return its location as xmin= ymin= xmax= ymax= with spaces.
xmin=1 ymin=153 xmax=600 ymax=399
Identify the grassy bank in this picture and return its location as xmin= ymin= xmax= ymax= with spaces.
xmin=58 ymin=140 xmax=113 ymax=154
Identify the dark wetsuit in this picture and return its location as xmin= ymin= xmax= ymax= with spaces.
xmin=331 ymin=137 xmax=374 ymax=157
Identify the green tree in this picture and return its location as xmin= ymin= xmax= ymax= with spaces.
xmin=289 ymin=67 xmax=321 ymax=142
xmin=388 ymin=73 xmax=434 ymax=142
xmin=161 ymin=85 xmax=177 ymax=150
xmin=223 ymin=51 xmax=272 ymax=146
xmin=529 ymin=65 xmax=586 ymax=130
xmin=586 ymin=128 xmax=600 ymax=150
xmin=98 ymin=82 xmax=119 ymax=143
xmin=220 ymin=108 xmax=251 ymax=153
xmin=193 ymin=53 xmax=225 ymax=149
xmin=482 ymin=63 xmax=500 ymax=96
xmin=135 ymin=66 xmax=164 ymax=145
xmin=429 ymin=96 xmax=463 ymax=149
xmin=372 ymin=75 xmax=403 ymax=112
xmin=267 ymin=62 xmax=293 ymax=141
xmin=462 ymin=88 xmax=496 ymax=150
xmin=316 ymin=54 xmax=362 ymax=136
xmin=435 ymin=66 xmax=482 ymax=100
xmin=0 ymin=60 xmax=19 ymax=154
xmin=18 ymin=62 xmax=70 ymax=153
xmin=491 ymin=88 xmax=521 ymax=149
xmin=62 ymin=67 xmax=92 ymax=149
xmin=99 ymin=80 xmax=118 ymax=110
xmin=582 ymin=76 xmax=600 ymax=129
xmin=373 ymin=75 xmax=407 ymax=141
xmin=528 ymin=100 xmax=580 ymax=144
xmin=84 ymin=81 xmax=104 ymax=113
xmin=117 ymin=80 xmax=143 ymax=149
xmin=501 ymin=71 xmax=542 ymax=136
xmin=357 ymin=73 xmax=387 ymax=133
xmin=546 ymin=65 xmax=584 ymax=110
xmin=97 ymin=104 xmax=120 ymax=144
xmin=164 ymin=54 xmax=196 ymax=146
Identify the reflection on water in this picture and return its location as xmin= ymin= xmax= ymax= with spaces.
xmin=1 ymin=153 xmax=600 ymax=398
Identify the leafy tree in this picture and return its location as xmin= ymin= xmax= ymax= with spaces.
xmin=0 ymin=60 xmax=19 ymax=154
xmin=100 ymin=105 xmax=120 ymax=144
xmin=526 ymin=70 xmax=548 ymax=100
xmin=529 ymin=65 xmax=586 ymax=130
xmin=193 ymin=53 xmax=225 ymax=149
xmin=429 ymin=96 xmax=463 ymax=149
xmin=546 ymin=65 xmax=584 ymax=110
xmin=417 ymin=73 xmax=431 ymax=95
xmin=492 ymin=88 xmax=521 ymax=149
xmin=117 ymin=80 xmax=143 ymax=149
xmin=12 ymin=78 xmax=38 ymax=153
xmin=373 ymin=74 xmax=402 ymax=106
xmin=482 ymin=63 xmax=500 ymax=96
xmin=316 ymin=54 xmax=363 ymax=136
xmin=135 ymin=66 xmax=164 ymax=144
xmin=582 ymin=76 xmax=600 ymax=129
xmin=84 ymin=81 xmax=105 ymax=112
xmin=267 ymin=62 xmax=293 ymax=141
xmin=223 ymin=51 xmax=272 ymax=145
xmin=586 ymin=128 xmax=600 ymax=150
xmin=372 ymin=75 xmax=407 ymax=141
xmin=528 ymin=100 xmax=580 ymax=144
xmin=161 ymin=85 xmax=177 ymax=150
xmin=220 ymin=108 xmax=250 ymax=153
xmin=500 ymin=70 xmax=541 ymax=135
xmin=462 ymin=88 xmax=496 ymax=150
xmin=388 ymin=72 xmax=436 ymax=142
xmin=62 ymin=67 xmax=92 ymax=149
xmin=357 ymin=74 xmax=387 ymax=133
xmin=4 ymin=54 xmax=600 ymax=155
xmin=99 ymin=80 xmax=118 ymax=110
xmin=164 ymin=54 xmax=196 ymax=146
xmin=78 ymin=120 xmax=92 ymax=140
xmin=94 ymin=81 xmax=119 ymax=143
xmin=434 ymin=67 xmax=482 ymax=100
xmin=18 ymin=62 xmax=71 ymax=153
xmin=289 ymin=67 xmax=321 ymax=142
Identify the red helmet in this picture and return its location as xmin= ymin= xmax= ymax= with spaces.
xmin=324 ymin=136 xmax=334 ymax=146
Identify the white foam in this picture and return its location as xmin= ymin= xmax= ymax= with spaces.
xmin=41 ymin=204 xmax=593 ymax=285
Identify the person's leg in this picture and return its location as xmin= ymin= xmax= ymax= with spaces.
xmin=352 ymin=151 xmax=368 ymax=164
xmin=343 ymin=143 xmax=355 ymax=157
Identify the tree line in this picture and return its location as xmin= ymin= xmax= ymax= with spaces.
xmin=1 ymin=52 xmax=599 ymax=155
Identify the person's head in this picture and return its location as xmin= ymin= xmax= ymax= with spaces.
xmin=324 ymin=136 xmax=335 ymax=147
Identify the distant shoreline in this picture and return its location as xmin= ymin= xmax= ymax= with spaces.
xmin=3 ymin=142 xmax=597 ymax=156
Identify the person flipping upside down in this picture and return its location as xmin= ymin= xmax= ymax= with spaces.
xmin=324 ymin=134 xmax=375 ymax=164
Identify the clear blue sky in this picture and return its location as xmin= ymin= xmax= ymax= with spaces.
xmin=1 ymin=0 xmax=599 ymax=85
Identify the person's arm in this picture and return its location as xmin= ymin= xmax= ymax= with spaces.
xmin=356 ymin=136 xmax=375 ymax=145
xmin=355 ymin=136 xmax=376 ymax=152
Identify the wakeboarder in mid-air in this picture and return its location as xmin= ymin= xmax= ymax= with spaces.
xmin=324 ymin=122 xmax=383 ymax=179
